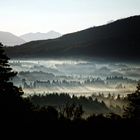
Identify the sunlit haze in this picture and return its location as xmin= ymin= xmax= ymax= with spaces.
xmin=0 ymin=0 xmax=140 ymax=35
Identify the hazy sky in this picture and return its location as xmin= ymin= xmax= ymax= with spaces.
xmin=0 ymin=0 xmax=140 ymax=35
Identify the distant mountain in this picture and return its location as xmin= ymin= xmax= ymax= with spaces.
xmin=5 ymin=15 xmax=140 ymax=61
xmin=0 ymin=31 xmax=25 ymax=46
xmin=20 ymin=31 xmax=62 ymax=42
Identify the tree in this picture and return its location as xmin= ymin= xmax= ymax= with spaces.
xmin=61 ymin=103 xmax=84 ymax=120
xmin=0 ymin=43 xmax=17 ymax=83
xmin=0 ymin=43 xmax=33 ymax=116
xmin=73 ymin=105 xmax=84 ymax=120
xmin=123 ymin=83 xmax=140 ymax=119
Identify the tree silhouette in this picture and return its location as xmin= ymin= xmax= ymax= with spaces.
xmin=0 ymin=43 xmax=33 ymax=117
xmin=124 ymin=83 xmax=140 ymax=119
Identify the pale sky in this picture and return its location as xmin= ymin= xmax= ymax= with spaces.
xmin=0 ymin=0 xmax=140 ymax=35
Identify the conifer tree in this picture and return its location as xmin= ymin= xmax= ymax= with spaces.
xmin=124 ymin=83 xmax=140 ymax=119
xmin=0 ymin=43 xmax=32 ymax=114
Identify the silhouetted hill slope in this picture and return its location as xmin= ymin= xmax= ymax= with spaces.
xmin=5 ymin=15 xmax=140 ymax=60
xmin=0 ymin=31 xmax=25 ymax=46
xmin=20 ymin=31 xmax=62 ymax=42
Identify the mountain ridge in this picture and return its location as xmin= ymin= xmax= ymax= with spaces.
xmin=0 ymin=31 xmax=25 ymax=46
xmin=20 ymin=31 xmax=62 ymax=42
xmin=5 ymin=15 xmax=140 ymax=61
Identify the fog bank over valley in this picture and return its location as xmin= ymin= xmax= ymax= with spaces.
xmin=10 ymin=59 xmax=139 ymax=97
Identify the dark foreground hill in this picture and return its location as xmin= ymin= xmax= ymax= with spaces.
xmin=5 ymin=15 xmax=140 ymax=61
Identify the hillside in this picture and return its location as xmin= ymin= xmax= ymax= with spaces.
xmin=0 ymin=31 xmax=25 ymax=46
xmin=20 ymin=31 xmax=62 ymax=42
xmin=5 ymin=15 xmax=140 ymax=61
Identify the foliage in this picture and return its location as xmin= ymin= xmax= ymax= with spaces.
xmin=0 ymin=43 xmax=33 ymax=116
xmin=123 ymin=83 xmax=140 ymax=119
xmin=30 ymin=93 xmax=110 ymax=117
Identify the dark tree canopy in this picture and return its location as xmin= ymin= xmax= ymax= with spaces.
xmin=124 ymin=83 xmax=140 ymax=119
xmin=0 ymin=43 xmax=17 ymax=83
xmin=0 ymin=43 xmax=32 ymax=115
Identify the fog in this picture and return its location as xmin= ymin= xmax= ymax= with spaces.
xmin=10 ymin=59 xmax=140 ymax=97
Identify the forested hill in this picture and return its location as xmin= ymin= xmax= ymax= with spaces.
xmin=5 ymin=15 xmax=140 ymax=61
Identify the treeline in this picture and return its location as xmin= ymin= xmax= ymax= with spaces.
xmin=29 ymin=93 xmax=128 ymax=116
xmin=29 ymin=93 xmax=110 ymax=117
xmin=17 ymin=76 xmax=137 ymax=89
